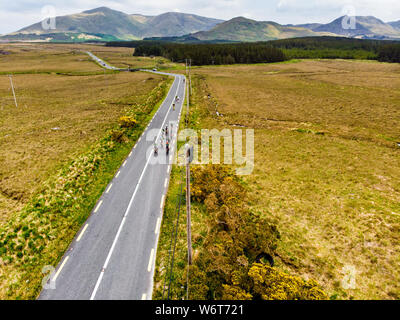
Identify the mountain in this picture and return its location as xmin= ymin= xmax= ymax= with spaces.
xmin=4 ymin=7 xmax=223 ymax=41
xmin=139 ymin=12 xmax=223 ymax=38
xmin=191 ymin=17 xmax=332 ymax=42
xmin=190 ymin=16 xmax=400 ymax=42
xmin=290 ymin=23 xmax=323 ymax=30
xmin=314 ymin=16 xmax=400 ymax=39
xmin=388 ymin=20 xmax=400 ymax=30
xmin=2 ymin=8 xmax=400 ymax=42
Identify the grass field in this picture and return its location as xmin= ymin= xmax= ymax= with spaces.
xmin=158 ymin=59 xmax=400 ymax=300
xmin=0 ymin=44 xmax=172 ymax=298
xmin=0 ymin=44 xmax=164 ymax=224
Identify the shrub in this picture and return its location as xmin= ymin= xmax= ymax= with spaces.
xmin=110 ymin=130 xmax=127 ymax=143
xmin=248 ymin=263 xmax=327 ymax=300
xmin=119 ymin=116 xmax=138 ymax=129
xmin=185 ymin=165 xmax=326 ymax=300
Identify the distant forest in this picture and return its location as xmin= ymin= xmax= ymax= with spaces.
xmin=269 ymin=37 xmax=400 ymax=62
xmin=106 ymin=37 xmax=400 ymax=65
xmin=107 ymin=41 xmax=286 ymax=65
xmin=134 ymin=43 xmax=287 ymax=65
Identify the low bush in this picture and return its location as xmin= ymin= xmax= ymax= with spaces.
xmin=184 ymin=165 xmax=327 ymax=300
xmin=119 ymin=116 xmax=138 ymax=129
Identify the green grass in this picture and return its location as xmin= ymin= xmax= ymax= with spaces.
xmin=0 ymin=75 xmax=173 ymax=299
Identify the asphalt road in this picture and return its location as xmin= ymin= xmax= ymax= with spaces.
xmin=39 ymin=55 xmax=186 ymax=300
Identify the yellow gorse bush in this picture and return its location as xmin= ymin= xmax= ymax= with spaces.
xmin=119 ymin=116 xmax=138 ymax=129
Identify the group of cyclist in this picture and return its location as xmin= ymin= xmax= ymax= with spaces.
xmin=173 ymin=95 xmax=180 ymax=111
xmin=154 ymin=123 xmax=174 ymax=156
xmin=153 ymin=95 xmax=180 ymax=156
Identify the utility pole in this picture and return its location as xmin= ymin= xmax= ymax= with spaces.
xmin=9 ymin=75 xmax=18 ymax=108
xmin=189 ymin=59 xmax=192 ymax=95
xmin=185 ymin=144 xmax=194 ymax=266
xmin=185 ymin=59 xmax=190 ymax=125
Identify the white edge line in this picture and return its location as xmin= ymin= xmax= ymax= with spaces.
xmin=94 ymin=200 xmax=103 ymax=213
xmin=52 ymin=256 xmax=69 ymax=282
xmin=147 ymin=249 xmax=155 ymax=272
xmin=77 ymin=224 xmax=89 ymax=242
xmin=155 ymin=218 xmax=161 ymax=235
xmin=106 ymin=183 xmax=113 ymax=194
xmin=160 ymin=195 xmax=165 ymax=209
xmin=142 ymin=293 xmax=147 ymax=300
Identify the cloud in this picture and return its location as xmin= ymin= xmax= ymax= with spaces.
xmin=1 ymin=0 xmax=399 ymax=34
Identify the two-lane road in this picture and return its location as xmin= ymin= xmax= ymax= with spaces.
xmin=39 ymin=61 xmax=186 ymax=300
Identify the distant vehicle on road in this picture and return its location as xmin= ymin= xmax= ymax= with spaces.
xmin=153 ymin=68 xmax=157 ymax=72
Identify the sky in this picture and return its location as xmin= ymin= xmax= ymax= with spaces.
xmin=1 ymin=0 xmax=399 ymax=34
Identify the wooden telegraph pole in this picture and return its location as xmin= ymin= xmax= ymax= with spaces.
xmin=189 ymin=59 xmax=192 ymax=95
xmin=186 ymin=144 xmax=194 ymax=266
xmin=9 ymin=75 xmax=18 ymax=108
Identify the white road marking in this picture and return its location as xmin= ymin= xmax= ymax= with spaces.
xmin=129 ymin=151 xmax=133 ymax=157
xmin=123 ymin=160 xmax=127 ymax=167
xmin=164 ymin=178 xmax=168 ymax=188
xmin=77 ymin=224 xmax=89 ymax=242
xmin=147 ymin=249 xmax=155 ymax=272
xmin=90 ymin=76 xmax=181 ymax=300
xmin=106 ymin=184 xmax=113 ymax=194
xmin=160 ymin=195 xmax=165 ymax=209
xmin=142 ymin=293 xmax=147 ymax=300
xmin=53 ymin=256 xmax=69 ymax=282
xmin=155 ymin=218 xmax=161 ymax=234
xmin=116 ymin=171 xmax=121 ymax=178
xmin=94 ymin=200 xmax=103 ymax=213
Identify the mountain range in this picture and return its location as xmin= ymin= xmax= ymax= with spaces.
xmin=2 ymin=7 xmax=400 ymax=42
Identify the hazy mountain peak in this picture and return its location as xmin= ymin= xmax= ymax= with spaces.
xmin=82 ymin=7 xmax=120 ymax=14
xmin=2 ymin=8 xmax=399 ymax=42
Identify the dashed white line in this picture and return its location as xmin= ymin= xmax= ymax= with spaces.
xmin=129 ymin=151 xmax=133 ymax=157
xmin=160 ymin=195 xmax=165 ymax=209
xmin=77 ymin=224 xmax=89 ymax=242
xmin=94 ymin=200 xmax=103 ymax=213
xmin=123 ymin=160 xmax=127 ymax=167
xmin=155 ymin=218 xmax=161 ymax=234
xmin=164 ymin=178 xmax=168 ymax=188
xmin=148 ymin=249 xmax=155 ymax=272
xmin=52 ymin=256 xmax=69 ymax=282
xmin=116 ymin=171 xmax=121 ymax=178
xmin=106 ymin=184 xmax=113 ymax=194
xmin=141 ymin=293 xmax=147 ymax=300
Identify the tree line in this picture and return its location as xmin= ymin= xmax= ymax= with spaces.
xmin=132 ymin=42 xmax=286 ymax=65
xmin=377 ymin=44 xmax=400 ymax=63
xmin=106 ymin=37 xmax=400 ymax=64
xmin=268 ymin=37 xmax=400 ymax=62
